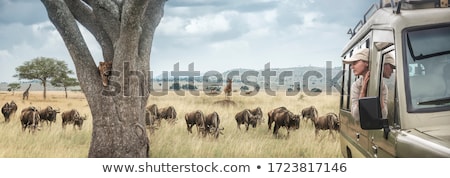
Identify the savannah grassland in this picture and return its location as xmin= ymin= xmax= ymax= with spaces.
xmin=0 ymin=90 xmax=343 ymax=158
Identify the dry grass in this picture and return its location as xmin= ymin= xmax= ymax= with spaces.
xmin=0 ymin=90 xmax=342 ymax=158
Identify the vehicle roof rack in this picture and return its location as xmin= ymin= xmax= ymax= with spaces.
xmin=348 ymin=0 xmax=449 ymax=39
xmin=382 ymin=0 xmax=449 ymax=10
xmin=347 ymin=3 xmax=379 ymax=39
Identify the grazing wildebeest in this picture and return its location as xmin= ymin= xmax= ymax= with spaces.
xmin=2 ymin=101 xmax=19 ymax=123
xmin=204 ymin=111 xmax=224 ymax=138
xmin=313 ymin=112 xmax=340 ymax=139
xmin=185 ymin=110 xmax=205 ymax=136
xmin=235 ymin=109 xmax=257 ymax=131
xmin=267 ymin=106 xmax=288 ymax=130
xmin=146 ymin=104 xmax=160 ymax=127
xmin=301 ymin=106 xmax=318 ymax=125
xmin=39 ymin=106 xmax=60 ymax=126
xmin=61 ymin=109 xmax=85 ymax=130
xmin=2 ymin=102 xmax=13 ymax=123
xmin=9 ymin=101 xmax=17 ymax=117
xmin=272 ymin=110 xmax=301 ymax=138
xmin=158 ymin=106 xmax=177 ymax=124
xmin=250 ymin=107 xmax=263 ymax=125
xmin=74 ymin=114 xmax=87 ymax=130
xmin=98 ymin=61 xmax=112 ymax=87
xmin=20 ymin=106 xmax=40 ymax=133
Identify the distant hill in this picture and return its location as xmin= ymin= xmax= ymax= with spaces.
xmin=1 ymin=66 xmax=342 ymax=92
xmin=151 ymin=66 xmax=343 ymax=93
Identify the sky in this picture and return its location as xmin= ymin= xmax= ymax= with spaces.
xmin=0 ymin=0 xmax=377 ymax=83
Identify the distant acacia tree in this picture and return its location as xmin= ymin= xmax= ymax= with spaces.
xmin=14 ymin=57 xmax=71 ymax=99
xmin=7 ymin=83 xmax=21 ymax=95
xmin=51 ymin=75 xmax=79 ymax=98
xmin=170 ymin=83 xmax=181 ymax=90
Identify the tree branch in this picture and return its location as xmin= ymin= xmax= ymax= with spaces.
xmin=64 ymin=0 xmax=114 ymax=62
xmin=92 ymin=0 xmax=122 ymax=46
xmin=139 ymin=0 xmax=166 ymax=60
xmin=118 ymin=0 xmax=149 ymax=53
xmin=41 ymin=0 xmax=101 ymax=95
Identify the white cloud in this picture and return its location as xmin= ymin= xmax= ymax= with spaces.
xmin=185 ymin=12 xmax=231 ymax=35
xmin=157 ymin=16 xmax=186 ymax=36
xmin=159 ymin=10 xmax=238 ymax=37
xmin=242 ymin=9 xmax=277 ymax=29
xmin=242 ymin=27 xmax=271 ymax=39
xmin=302 ymin=12 xmax=323 ymax=28
xmin=209 ymin=39 xmax=249 ymax=52
xmin=0 ymin=49 xmax=12 ymax=59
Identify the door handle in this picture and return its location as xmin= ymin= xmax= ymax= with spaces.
xmin=372 ymin=145 xmax=378 ymax=155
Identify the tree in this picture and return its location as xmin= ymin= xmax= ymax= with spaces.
xmin=7 ymin=83 xmax=21 ymax=95
xmin=51 ymin=75 xmax=80 ymax=98
xmin=41 ymin=0 xmax=166 ymax=157
xmin=170 ymin=82 xmax=181 ymax=90
xmin=14 ymin=57 xmax=71 ymax=99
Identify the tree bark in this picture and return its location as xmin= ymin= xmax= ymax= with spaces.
xmin=42 ymin=79 xmax=47 ymax=99
xmin=41 ymin=0 xmax=165 ymax=157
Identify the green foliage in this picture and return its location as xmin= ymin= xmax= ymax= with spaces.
xmin=7 ymin=82 xmax=21 ymax=91
xmin=181 ymin=84 xmax=197 ymax=90
xmin=51 ymin=76 xmax=79 ymax=88
xmin=14 ymin=57 xmax=74 ymax=99
xmin=14 ymin=57 xmax=72 ymax=83
xmin=240 ymin=85 xmax=249 ymax=91
xmin=170 ymin=83 xmax=181 ymax=90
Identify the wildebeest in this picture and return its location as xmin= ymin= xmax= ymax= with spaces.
xmin=20 ymin=106 xmax=40 ymax=133
xmin=158 ymin=106 xmax=177 ymax=124
xmin=249 ymin=107 xmax=263 ymax=125
xmin=9 ymin=100 xmax=17 ymax=117
xmin=1 ymin=101 xmax=18 ymax=122
xmin=301 ymin=106 xmax=318 ymax=125
xmin=313 ymin=112 xmax=340 ymax=139
xmin=267 ymin=106 xmax=288 ymax=130
xmin=74 ymin=115 xmax=87 ymax=130
xmin=39 ymin=106 xmax=60 ymax=126
xmin=204 ymin=111 xmax=224 ymax=138
xmin=61 ymin=109 xmax=86 ymax=130
xmin=98 ymin=61 xmax=112 ymax=87
xmin=235 ymin=109 xmax=257 ymax=131
xmin=145 ymin=104 xmax=159 ymax=127
xmin=2 ymin=102 xmax=14 ymax=123
xmin=272 ymin=110 xmax=301 ymax=138
xmin=185 ymin=110 xmax=205 ymax=136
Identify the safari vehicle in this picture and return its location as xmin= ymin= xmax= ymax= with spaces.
xmin=339 ymin=0 xmax=450 ymax=157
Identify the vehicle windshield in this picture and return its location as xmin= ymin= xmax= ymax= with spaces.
xmin=405 ymin=24 xmax=450 ymax=112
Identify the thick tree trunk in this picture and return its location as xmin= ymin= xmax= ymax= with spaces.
xmin=89 ymin=95 xmax=149 ymax=157
xmin=43 ymin=80 xmax=47 ymax=99
xmin=41 ymin=0 xmax=165 ymax=157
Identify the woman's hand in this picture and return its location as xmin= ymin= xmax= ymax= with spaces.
xmin=360 ymin=71 xmax=370 ymax=97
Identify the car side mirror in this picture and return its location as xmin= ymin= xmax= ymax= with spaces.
xmin=359 ymin=96 xmax=390 ymax=138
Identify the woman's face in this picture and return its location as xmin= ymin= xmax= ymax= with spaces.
xmin=350 ymin=60 xmax=368 ymax=76
xmin=383 ymin=63 xmax=394 ymax=79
